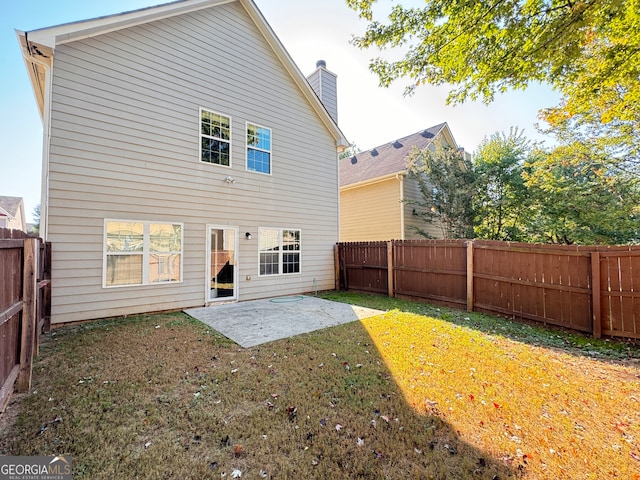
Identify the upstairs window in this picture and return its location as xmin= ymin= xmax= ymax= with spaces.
xmin=247 ymin=123 xmax=271 ymax=174
xmin=200 ymin=108 xmax=231 ymax=166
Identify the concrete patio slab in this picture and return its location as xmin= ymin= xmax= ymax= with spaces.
xmin=184 ymin=296 xmax=384 ymax=348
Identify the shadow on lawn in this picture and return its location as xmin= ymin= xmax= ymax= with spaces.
xmin=1 ymin=312 xmax=518 ymax=479
xmin=320 ymin=291 xmax=640 ymax=366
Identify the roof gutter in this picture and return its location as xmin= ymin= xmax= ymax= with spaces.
xmin=339 ymin=171 xmax=405 ymax=191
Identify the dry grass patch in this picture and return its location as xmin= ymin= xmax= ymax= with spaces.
xmin=1 ymin=294 xmax=639 ymax=479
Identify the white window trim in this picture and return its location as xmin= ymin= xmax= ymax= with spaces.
xmin=258 ymin=227 xmax=301 ymax=277
xmin=200 ymin=107 xmax=232 ymax=168
xmin=205 ymin=225 xmax=239 ymax=303
xmin=246 ymin=121 xmax=272 ymax=175
xmin=103 ymin=219 xmax=184 ymax=288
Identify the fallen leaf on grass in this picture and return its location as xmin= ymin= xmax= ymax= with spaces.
xmin=287 ymin=406 xmax=297 ymax=422
xmin=335 ymin=424 xmax=342 ymax=432
xmin=231 ymin=469 xmax=242 ymax=478
xmin=613 ymin=421 xmax=629 ymax=434
xmin=356 ymin=438 xmax=364 ymax=447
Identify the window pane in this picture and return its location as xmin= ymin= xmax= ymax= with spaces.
xmin=150 ymin=224 xmax=182 ymax=252
xmin=149 ymin=253 xmax=181 ymax=283
xmin=201 ymin=110 xmax=231 ymax=165
xmin=259 ymin=229 xmax=280 ymax=252
xmin=201 ymin=110 xmax=230 ymax=140
xmin=260 ymin=252 xmax=279 ymax=275
xmin=106 ymin=254 xmax=143 ymax=286
xmin=247 ymin=125 xmax=271 ymax=150
xmin=106 ymin=222 xmax=143 ymax=252
xmin=248 ymin=149 xmax=271 ymax=174
xmin=282 ymin=252 xmax=300 ymax=274
xmin=282 ymin=230 xmax=300 ymax=251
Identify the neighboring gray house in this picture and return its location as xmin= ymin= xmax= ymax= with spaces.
xmin=0 ymin=196 xmax=27 ymax=232
xmin=17 ymin=0 xmax=347 ymax=324
xmin=339 ymin=123 xmax=461 ymax=241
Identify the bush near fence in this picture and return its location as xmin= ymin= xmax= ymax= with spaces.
xmin=0 ymin=228 xmax=51 ymax=412
xmin=337 ymin=239 xmax=640 ymax=340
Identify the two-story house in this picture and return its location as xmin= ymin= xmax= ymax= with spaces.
xmin=339 ymin=123 xmax=461 ymax=241
xmin=17 ymin=0 xmax=347 ymax=324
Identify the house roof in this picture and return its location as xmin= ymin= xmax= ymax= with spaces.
xmin=340 ymin=123 xmax=456 ymax=187
xmin=16 ymin=0 xmax=348 ymax=149
xmin=0 ymin=196 xmax=23 ymax=219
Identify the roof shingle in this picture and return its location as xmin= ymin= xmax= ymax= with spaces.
xmin=0 ymin=196 xmax=23 ymax=218
xmin=340 ymin=123 xmax=448 ymax=187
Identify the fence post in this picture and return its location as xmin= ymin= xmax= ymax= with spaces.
xmin=591 ymin=251 xmax=602 ymax=338
xmin=334 ymin=244 xmax=340 ymax=291
xmin=17 ymin=237 xmax=37 ymax=392
xmin=466 ymin=240 xmax=474 ymax=312
xmin=387 ymin=241 xmax=394 ymax=298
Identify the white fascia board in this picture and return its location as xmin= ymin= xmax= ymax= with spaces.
xmin=25 ymin=0 xmax=234 ymax=48
xmin=340 ymin=171 xmax=405 ymax=192
xmin=0 ymin=206 xmax=13 ymax=219
xmin=437 ymin=123 xmax=460 ymax=150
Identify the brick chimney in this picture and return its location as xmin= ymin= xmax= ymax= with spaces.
xmin=307 ymin=60 xmax=338 ymax=124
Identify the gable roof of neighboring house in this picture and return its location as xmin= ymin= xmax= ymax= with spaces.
xmin=16 ymin=0 xmax=348 ymax=149
xmin=0 ymin=196 xmax=23 ymax=220
xmin=340 ymin=122 xmax=457 ymax=187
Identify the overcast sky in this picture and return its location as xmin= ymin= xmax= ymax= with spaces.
xmin=2 ymin=0 xmax=559 ymax=222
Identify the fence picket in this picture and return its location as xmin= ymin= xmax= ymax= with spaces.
xmin=338 ymin=239 xmax=640 ymax=340
xmin=0 ymin=228 xmax=51 ymax=412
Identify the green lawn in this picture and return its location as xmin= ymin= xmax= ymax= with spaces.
xmin=1 ymin=292 xmax=638 ymax=479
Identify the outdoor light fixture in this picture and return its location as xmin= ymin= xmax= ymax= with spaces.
xmin=245 ymin=232 xmax=252 ymax=240
xmin=225 ymin=176 xmax=236 ymax=184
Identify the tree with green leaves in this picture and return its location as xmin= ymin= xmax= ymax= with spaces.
xmin=31 ymin=204 xmax=40 ymax=235
xmin=339 ymin=142 xmax=361 ymax=160
xmin=346 ymin=0 xmax=640 ymax=108
xmin=524 ymin=143 xmax=640 ymax=245
xmin=406 ymin=144 xmax=476 ymax=239
xmin=473 ymin=128 xmax=531 ymax=241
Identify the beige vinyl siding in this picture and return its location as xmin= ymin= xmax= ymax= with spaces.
xmin=402 ymin=177 xmax=445 ymax=239
xmin=46 ymin=2 xmax=339 ymax=323
xmin=340 ymin=178 xmax=402 ymax=242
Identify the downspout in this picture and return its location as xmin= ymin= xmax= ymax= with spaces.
xmin=396 ymin=173 xmax=405 ymax=240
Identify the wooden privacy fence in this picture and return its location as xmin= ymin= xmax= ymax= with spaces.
xmin=336 ymin=239 xmax=640 ymax=340
xmin=0 ymin=228 xmax=51 ymax=412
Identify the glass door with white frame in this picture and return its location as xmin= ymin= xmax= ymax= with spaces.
xmin=207 ymin=226 xmax=237 ymax=302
